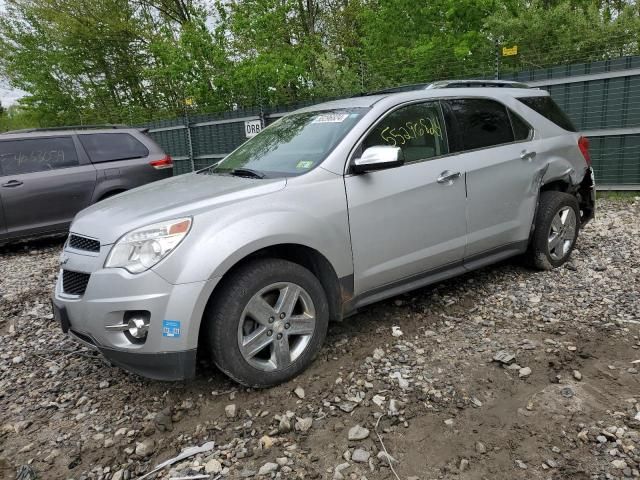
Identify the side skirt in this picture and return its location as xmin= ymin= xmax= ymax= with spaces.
xmin=342 ymin=240 xmax=529 ymax=317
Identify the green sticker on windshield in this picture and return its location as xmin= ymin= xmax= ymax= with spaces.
xmin=296 ymin=160 xmax=314 ymax=169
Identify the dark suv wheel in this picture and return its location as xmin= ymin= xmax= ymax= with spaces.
xmin=205 ymin=258 xmax=329 ymax=387
xmin=526 ymin=191 xmax=580 ymax=270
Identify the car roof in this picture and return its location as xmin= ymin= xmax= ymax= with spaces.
xmin=0 ymin=125 xmax=145 ymax=140
xmin=296 ymin=86 xmax=548 ymax=113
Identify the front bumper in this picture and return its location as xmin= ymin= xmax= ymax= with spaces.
xmin=52 ymin=243 xmax=216 ymax=381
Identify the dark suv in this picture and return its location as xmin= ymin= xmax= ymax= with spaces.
xmin=0 ymin=125 xmax=172 ymax=243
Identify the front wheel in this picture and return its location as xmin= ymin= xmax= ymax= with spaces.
xmin=205 ymin=258 xmax=329 ymax=387
xmin=525 ymin=190 xmax=580 ymax=270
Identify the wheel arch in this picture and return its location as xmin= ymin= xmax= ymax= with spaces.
xmin=197 ymin=243 xmax=349 ymax=351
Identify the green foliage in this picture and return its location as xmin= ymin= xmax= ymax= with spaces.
xmin=0 ymin=0 xmax=639 ymax=129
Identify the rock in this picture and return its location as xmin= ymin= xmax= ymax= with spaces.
xmin=545 ymin=459 xmax=558 ymax=468
xmin=475 ymin=441 xmax=487 ymax=454
xmin=154 ymin=409 xmax=173 ymax=432
xmin=334 ymin=462 xmax=350 ymax=480
xmin=373 ymin=348 xmax=385 ymax=360
xmin=372 ymin=395 xmax=386 ymax=408
xmin=111 ymin=470 xmax=125 ymax=480
xmin=391 ymin=326 xmax=403 ymax=337
xmin=377 ymin=450 xmax=397 ymax=463
xmin=493 ymin=351 xmax=516 ymax=365
xmin=577 ymin=429 xmax=589 ymax=442
xmin=135 ymin=438 xmax=156 ymax=457
xmin=573 ymin=370 xmax=582 ymax=380
xmin=293 ymin=386 xmax=305 ymax=399
xmin=98 ymin=380 xmax=109 ymax=389
xmin=205 ymin=458 xmax=222 ymax=474
xmin=295 ymin=417 xmax=313 ymax=432
xmin=258 ymin=462 xmax=279 ymax=475
xmin=515 ymin=459 xmax=528 ymax=469
xmin=278 ymin=417 xmax=291 ymax=433
xmin=348 ymin=425 xmax=370 ymax=440
xmin=459 ymin=458 xmax=469 ymax=471
xmin=44 ymin=449 xmax=60 ymax=464
xmin=519 ymin=367 xmax=532 ymax=378
xmin=260 ymin=435 xmax=275 ymax=449
xmin=225 ymin=404 xmax=237 ymax=418
xmin=444 ymin=418 xmax=455 ymax=427
xmin=611 ymin=459 xmax=627 ymax=469
xmin=276 ymin=457 xmax=288 ymax=466
xmin=352 ymin=448 xmax=370 ymax=463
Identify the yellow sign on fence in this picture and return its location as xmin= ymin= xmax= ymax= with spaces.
xmin=502 ymin=45 xmax=518 ymax=56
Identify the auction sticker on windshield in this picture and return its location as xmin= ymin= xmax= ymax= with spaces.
xmin=313 ymin=113 xmax=349 ymax=123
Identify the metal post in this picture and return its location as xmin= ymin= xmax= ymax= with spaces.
xmin=184 ymin=109 xmax=194 ymax=172
xmin=495 ymin=39 xmax=500 ymax=80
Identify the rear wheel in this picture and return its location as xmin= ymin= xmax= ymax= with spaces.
xmin=205 ymin=258 xmax=329 ymax=387
xmin=525 ymin=191 xmax=580 ymax=270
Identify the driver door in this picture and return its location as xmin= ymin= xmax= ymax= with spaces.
xmin=344 ymin=101 xmax=467 ymax=296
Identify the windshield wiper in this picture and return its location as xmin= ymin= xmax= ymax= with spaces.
xmin=230 ymin=168 xmax=266 ymax=179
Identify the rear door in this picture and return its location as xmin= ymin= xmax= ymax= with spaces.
xmin=345 ymin=101 xmax=467 ymax=295
xmin=441 ymin=98 xmax=538 ymax=260
xmin=77 ymin=132 xmax=169 ymax=195
xmin=0 ymin=135 xmax=97 ymax=237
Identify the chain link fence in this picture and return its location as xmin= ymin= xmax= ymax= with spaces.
xmin=143 ymin=54 xmax=640 ymax=188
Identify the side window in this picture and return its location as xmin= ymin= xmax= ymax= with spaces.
xmin=517 ymin=96 xmax=576 ymax=132
xmin=509 ymin=110 xmax=532 ymax=141
xmin=445 ymin=99 xmax=514 ymax=151
xmin=362 ymin=102 xmax=448 ymax=163
xmin=79 ymin=133 xmax=149 ymax=163
xmin=0 ymin=137 xmax=79 ymax=176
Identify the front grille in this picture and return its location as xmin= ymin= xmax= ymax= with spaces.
xmin=62 ymin=270 xmax=91 ymax=296
xmin=68 ymin=234 xmax=100 ymax=252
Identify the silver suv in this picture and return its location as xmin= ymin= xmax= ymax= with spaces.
xmin=52 ymin=87 xmax=595 ymax=387
xmin=0 ymin=125 xmax=172 ymax=243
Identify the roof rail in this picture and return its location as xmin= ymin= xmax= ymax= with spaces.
xmin=361 ymin=79 xmax=531 ymax=96
xmin=2 ymin=124 xmax=130 ymax=134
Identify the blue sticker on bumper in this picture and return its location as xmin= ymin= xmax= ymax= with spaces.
xmin=162 ymin=320 xmax=181 ymax=338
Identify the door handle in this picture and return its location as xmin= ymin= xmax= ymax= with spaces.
xmin=437 ymin=170 xmax=461 ymax=184
xmin=2 ymin=180 xmax=23 ymax=187
xmin=520 ymin=150 xmax=537 ymax=161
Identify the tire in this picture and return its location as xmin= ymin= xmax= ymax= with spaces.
xmin=205 ymin=258 xmax=329 ymax=388
xmin=525 ymin=191 xmax=580 ymax=270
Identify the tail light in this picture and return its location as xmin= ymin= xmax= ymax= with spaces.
xmin=150 ymin=155 xmax=173 ymax=170
xmin=578 ymin=136 xmax=591 ymax=166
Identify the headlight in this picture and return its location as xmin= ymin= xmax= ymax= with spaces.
xmin=105 ymin=218 xmax=192 ymax=274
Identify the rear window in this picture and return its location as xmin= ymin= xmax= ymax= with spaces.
xmin=518 ymin=96 xmax=576 ymax=132
xmin=0 ymin=137 xmax=79 ymax=175
xmin=79 ymin=133 xmax=149 ymax=163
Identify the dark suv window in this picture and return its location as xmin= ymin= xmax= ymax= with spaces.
xmin=509 ymin=111 xmax=532 ymax=141
xmin=79 ymin=133 xmax=149 ymax=163
xmin=444 ymin=99 xmax=514 ymax=152
xmin=518 ymin=96 xmax=576 ymax=132
xmin=0 ymin=137 xmax=79 ymax=175
xmin=362 ymin=102 xmax=448 ymax=163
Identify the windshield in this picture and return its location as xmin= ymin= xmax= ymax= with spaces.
xmin=206 ymin=109 xmax=366 ymax=178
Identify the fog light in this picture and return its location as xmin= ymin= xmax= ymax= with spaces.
xmin=105 ymin=310 xmax=150 ymax=343
xmin=127 ymin=317 xmax=149 ymax=339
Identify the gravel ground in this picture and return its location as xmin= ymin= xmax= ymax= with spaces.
xmin=1 ymin=198 xmax=639 ymax=480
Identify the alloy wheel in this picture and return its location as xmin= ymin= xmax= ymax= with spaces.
xmin=237 ymin=282 xmax=316 ymax=371
xmin=547 ymin=206 xmax=577 ymax=261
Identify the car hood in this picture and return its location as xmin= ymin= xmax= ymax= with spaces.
xmin=71 ymin=173 xmax=287 ymax=244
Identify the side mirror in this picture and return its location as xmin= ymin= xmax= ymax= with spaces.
xmin=352 ymin=146 xmax=404 ymax=174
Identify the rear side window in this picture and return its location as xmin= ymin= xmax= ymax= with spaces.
xmin=79 ymin=133 xmax=149 ymax=163
xmin=509 ymin=111 xmax=532 ymax=141
xmin=0 ymin=137 xmax=79 ymax=175
xmin=517 ymin=96 xmax=576 ymax=132
xmin=444 ymin=99 xmax=514 ymax=151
